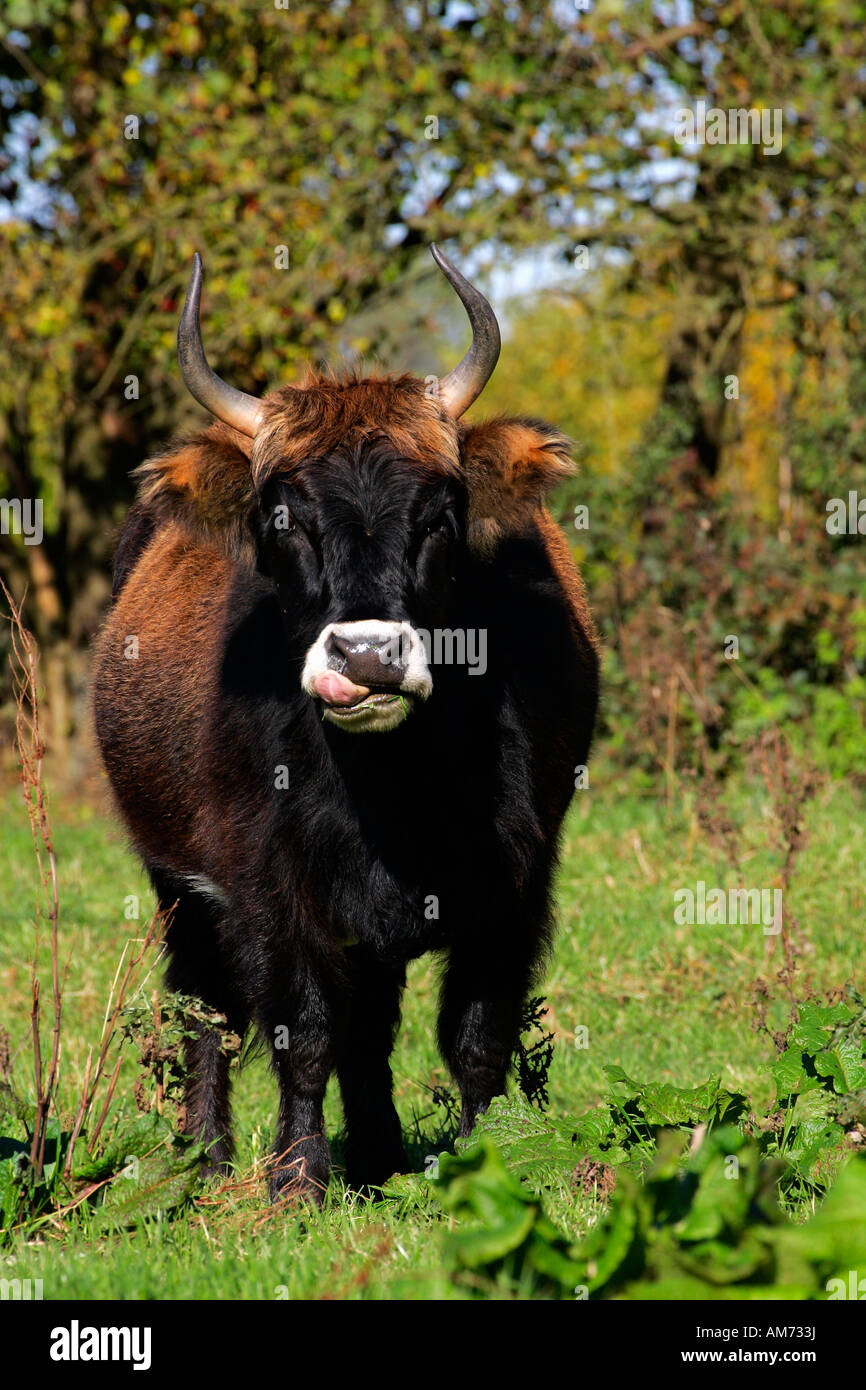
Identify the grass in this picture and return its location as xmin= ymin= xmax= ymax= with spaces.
xmin=0 ymin=752 xmax=863 ymax=1299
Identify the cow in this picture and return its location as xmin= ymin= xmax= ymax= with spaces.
xmin=92 ymin=245 xmax=599 ymax=1205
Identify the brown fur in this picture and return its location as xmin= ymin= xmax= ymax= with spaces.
xmin=458 ymin=417 xmax=576 ymax=556
xmin=135 ymin=423 xmax=255 ymax=561
xmin=252 ymin=371 xmax=462 ymax=488
xmin=94 ymin=523 xmax=231 ymax=867
xmin=535 ymin=507 xmax=600 ymax=650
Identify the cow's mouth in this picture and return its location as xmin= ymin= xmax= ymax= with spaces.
xmin=314 ymin=671 xmax=413 ymax=732
xmin=326 ymin=690 xmax=412 ymax=721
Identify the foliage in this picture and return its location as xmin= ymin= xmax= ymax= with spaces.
xmin=0 ymin=1107 xmax=68 ymax=1228
xmin=419 ymin=991 xmax=866 ymax=1298
xmin=758 ymin=988 xmax=866 ymax=1201
xmin=459 ymin=1069 xmax=746 ymax=1207
xmin=511 ymin=995 xmax=555 ymax=1111
xmin=428 ymin=1117 xmax=866 ymax=1300
xmin=557 ymin=447 xmax=866 ymax=785
xmin=0 ymin=987 xmax=243 ymax=1239
xmin=2 ymin=0 xmax=866 ymax=758
xmin=433 ymin=1139 xmax=584 ymax=1296
xmin=567 ymin=1130 xmax=866 ymax=1300
xmin=119 ymin=989 xmax=242 ymax=1118
xmin=78 ymin=1110 xmax=204 ymax=1236
xmin=431 ymin=1096 xmax=866 ymax=1299
xmin=0 ymin=1091 xmax=203 ymax=1239
xmin=604 ymin=1066 xmax=746 ymax=1130
xmin=0 ymin=1033 xmax=205 ymax=1241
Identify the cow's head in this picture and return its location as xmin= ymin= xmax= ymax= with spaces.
xmin=138 ymin=247 xmax=573 ymax=732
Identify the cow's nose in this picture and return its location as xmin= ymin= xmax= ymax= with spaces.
xmin=326 ymin=631 xmax=406 ymax=687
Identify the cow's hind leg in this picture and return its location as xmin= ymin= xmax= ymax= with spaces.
xmin=149 ymin=866 xmax=249 ymax=1176
xmin=335 ymin=949 xmax=407 ymax=1191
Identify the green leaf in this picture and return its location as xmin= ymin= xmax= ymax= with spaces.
xmin=675 ymin=1134 xmax=754 ymax=1241
xmin=675 ymin=1231 xmax=772 ymax=1285
xmin=0 ymin=1137 xmax=30 ymax=1163
xmin=448 ymin=1203 xmax=536 ymax=1268
xmin=605 ymin=1066 xmax=744 ymax=1127
xmin=75 ymin=1110 xmax=189 ymax=1182
xmin=791 ymin=1002 xmax=854 ymax=1055
xmin=433 ymin=1138 xmax=584 ymax=1294
xmin=813 ymin=1037 xmax=866 ymax=1095
xmin=583 ymin=1183 xmax=640 ymax=1291
xmin=771 ymin=1045 xmax=813 ymax=1097
xmin=0 ymin=1145 xmax=34 ymax=1226
xmin=91 ymin=1144 xmax=202 ymax=1233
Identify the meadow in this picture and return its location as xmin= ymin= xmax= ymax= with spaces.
xmin=1 ymin=746 xmax=863 ymax=1300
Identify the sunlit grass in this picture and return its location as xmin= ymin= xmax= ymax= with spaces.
xmin=0 ymin=764 xmax=863 ymax=1299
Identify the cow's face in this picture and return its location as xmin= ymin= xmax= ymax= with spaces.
xmin=157 ymin=246 xmax=576 ymax=732
xmin=254 ymin=428 xmax=464 ymax=732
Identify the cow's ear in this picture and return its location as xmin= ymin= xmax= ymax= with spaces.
xmin=459 ymin=417 xmax=575 ymax=556
xmin=134 ymin=425 xmax=256 ymax=562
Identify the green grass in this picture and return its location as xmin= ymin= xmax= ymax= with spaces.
xmin=1 ymin=756 xmax=863 ymax=1299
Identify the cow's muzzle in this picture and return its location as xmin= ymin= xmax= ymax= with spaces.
xmin=301 ymin=621 xmax=432 ymax=732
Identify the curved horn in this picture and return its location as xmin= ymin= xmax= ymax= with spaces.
xmin=177 ymin=253 xmax=263 ymax=437
xmin=430 ymin=243 xmax=501 ymax=417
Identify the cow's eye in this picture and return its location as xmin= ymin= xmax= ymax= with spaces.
xmin=424 ymin=514 xmax=450 ymax=539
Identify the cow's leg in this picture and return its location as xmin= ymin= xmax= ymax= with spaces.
xmin=335 ymin=949 xmax=407 ymax=1190
xmin=151 ymin=867 xmax=249 ymax=1176
xmin=437 ymin=941 xmax=536 ymax=1138
xmin=259 ymin=958 xmax=336 ymax=1206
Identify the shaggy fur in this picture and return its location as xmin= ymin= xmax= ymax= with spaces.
xmin=93 ymin=372 xmax=599 ymax=1203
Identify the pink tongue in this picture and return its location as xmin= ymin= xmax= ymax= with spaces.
xmin=314 ymin=671 xmax=371 ymax=706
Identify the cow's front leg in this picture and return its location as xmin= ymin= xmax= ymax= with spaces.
xmin=260 ymin=960 xmax=336 ymax=1206
xmin=335 ymin=948 xmax=407 ymax=1190
xmin=437 ymin=946 xmax=534 ymax=1137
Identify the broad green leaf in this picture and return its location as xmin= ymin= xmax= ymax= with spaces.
xmin=813 ymin=1037 xmax=866 ymax=1095
xmin=91 ymin=1147 xmax=202 ymax=1233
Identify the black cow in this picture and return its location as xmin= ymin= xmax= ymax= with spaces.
xmin=92 ymin=246 xmax=599 ymax=1203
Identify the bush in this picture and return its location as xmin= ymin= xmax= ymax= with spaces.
xmin=556 ymin=445 xmax=866 ymax=783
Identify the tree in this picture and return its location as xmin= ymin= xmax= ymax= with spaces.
xmin=2 ymin=0 xmax=865 ymax=747
xmin=0 ymin=0 xmax=622 ymax=743
xmin=568 ymin=0 xmax=866 ymax=486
